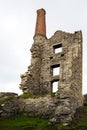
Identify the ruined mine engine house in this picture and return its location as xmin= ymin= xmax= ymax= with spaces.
xmin=20 ymin=8 xmax=83 ymax=123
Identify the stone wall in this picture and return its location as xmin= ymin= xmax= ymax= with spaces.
xmin=19 ymin=95 xmax=56 ymax=119
xmin=20 ymin=30 xmax=83 ymax=123
xmin=0 ymin=93 xmax=56 ymax=119
xmin=0 ymin=92 xmax=83 ymax=124
xmin=0 ymin=92 xmax=19 ymax=117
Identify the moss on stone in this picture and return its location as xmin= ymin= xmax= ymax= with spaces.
xmin=0 ymin=96 xmax=15 ymax=105
xmin=19 ymin=93 xmax=51 ymax=99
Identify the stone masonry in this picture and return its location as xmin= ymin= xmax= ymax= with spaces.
xmin=20 ymin=8 xmax=83 ymax=123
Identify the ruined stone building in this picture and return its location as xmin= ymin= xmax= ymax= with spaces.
xmin=20 ymin=9 xmax=83 ymax=123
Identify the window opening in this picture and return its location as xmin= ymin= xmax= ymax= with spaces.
xmin=50 ymin=57 xmax=53 ymax=59
xmin=51 ymin=64 xmax=60 ymax=76
xmin=61 ymin=53 xmax=64 ymax=57
xmin=53 ymin=44 xmax=62 ymax=53
xmin=52 ymin=80 xmax=59 ymax=93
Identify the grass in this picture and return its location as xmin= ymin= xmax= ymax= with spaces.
xmin=0 ymin=115 xmax=58 ymax=130
xmin=19 ymin=93 xmax=32 ymax=99
xmin=19 ymin=93 xmax=54 ymax=99
xmin=19 ymin=93 xmax=40 ymax=99
xmin=0 ymin=114 xmax=87 ymax=130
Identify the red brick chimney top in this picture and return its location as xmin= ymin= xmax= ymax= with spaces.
xmin=37 ymin=8 xmax=46 ymax=15
xmin=35 ymin=8 xmax=46 ymax=37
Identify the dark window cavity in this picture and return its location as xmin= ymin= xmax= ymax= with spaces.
xmin=53 ymin=44 xmax=62 ymax=53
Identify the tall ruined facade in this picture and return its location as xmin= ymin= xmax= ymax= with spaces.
xmin=20 ymin=9 xmax=83 ymax=123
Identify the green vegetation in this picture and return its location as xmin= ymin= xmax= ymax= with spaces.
xmin=51 ymin=92 xmax=56 ymax=97
xmin=19 ymin=93 xmax=43 ymax=99
xmin=0 ymin=96 xmax=15 ymax=105
xmin=0 ymin=114 xmax=87 ymax=130
xmin=19 ymin=93 xmax=33 ymax=99
xmin=80 ymin=106 xmax=87 ymax=109
xmin=0 ymin=115 xmax=58 ymax=130
xmin=19 ymin=93 xmax=53 ymax=99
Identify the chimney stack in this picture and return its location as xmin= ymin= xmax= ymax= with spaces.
xmin=35 ymin=8 xmax=46 ymax=37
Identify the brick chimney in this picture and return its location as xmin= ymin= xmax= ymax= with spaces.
xmin=35 ymin=8 xmax=46 ymax=37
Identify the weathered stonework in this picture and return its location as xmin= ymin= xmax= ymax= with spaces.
xmin=0 ymin=92 xmax=19 ymax=117
xmin=20 ymin=8 xmax=83 ymax=123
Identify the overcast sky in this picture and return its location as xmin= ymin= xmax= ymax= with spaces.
xmin=0 ymin=0 xmax=87 ymax=95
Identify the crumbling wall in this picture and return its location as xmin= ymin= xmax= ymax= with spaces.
xmin=19 ymin=8 xmax=83 ymax=124
xmin=20 ymin=30 xmax=83 ymax=123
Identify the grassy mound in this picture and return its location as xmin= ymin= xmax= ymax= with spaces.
xmin=0 ymin=115 xmax=58 ymax=130
xmin=0 ymin=115 xmax=87 ymax=130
